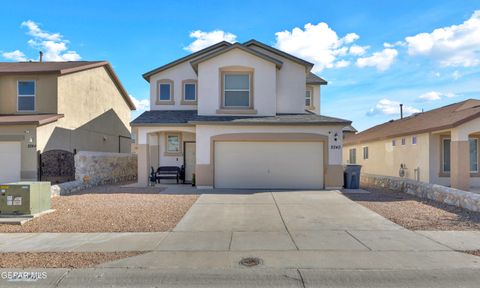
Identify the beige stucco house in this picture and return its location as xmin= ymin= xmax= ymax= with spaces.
xmin=0 ymin=61 xmax=135 ymax=183
xmin=132 ymin=40 xmax=351 ymax=189
xmin=343 ymin=99 xmax=480 ymax=191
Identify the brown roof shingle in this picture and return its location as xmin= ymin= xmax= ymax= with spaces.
xmin=0 ymin=61 xmax=105 ymax=74
xmin=345 ymin=99 xmax=480 ymax=145
xmin=0 ymin=114 xmax=64 ymax=126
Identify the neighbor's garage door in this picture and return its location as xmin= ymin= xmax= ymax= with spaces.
xmin=0 ymin=142 xmax=21 ymax=183
xmin=214 ymin=141 xmax=324 ymax=189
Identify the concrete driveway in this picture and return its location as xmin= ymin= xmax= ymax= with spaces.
xmin=103 ymin=190 xmax=480 ymax=271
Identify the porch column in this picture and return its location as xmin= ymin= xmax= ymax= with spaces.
xmin=451 ymin=129 xmax=470 ymax=191
xmin=136 ymin=128 xmax=150 ymax=187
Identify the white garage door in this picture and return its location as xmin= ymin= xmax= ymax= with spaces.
xmin=0 ymin=142 xmax=21 ymax=183
xmin=214 ymin=141 xmax=324 ymax=189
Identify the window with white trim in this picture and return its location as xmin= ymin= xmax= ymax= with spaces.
xmin=166 ymin=133 xmax=180 ymax=153
xmin=349 ymin=148 xmax=357 ymax=164
xmin=363 ymin=146 xmax=369 ymax=160
xmin=18 ymin=80 xmax=35 ymax=112
xmin=305 ymin=88 xmax=313 ymax=108
xmin=223 ymin=73 xmax=250 ymax=108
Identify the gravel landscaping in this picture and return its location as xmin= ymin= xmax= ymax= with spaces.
xmin=0 ymin=185 xmax=198 ymax=233
xmin=465 ymin=250 xmax=480 ymax=257
xmin=0 ymin=252 xmax=144 ymax=268
xmin=345 ymin=186 xmax=480 ymax=231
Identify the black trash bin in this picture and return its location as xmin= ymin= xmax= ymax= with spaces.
xmin=344 ymin=165 xmax=362 ymax=189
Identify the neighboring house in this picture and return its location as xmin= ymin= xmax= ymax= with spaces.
xmin=0 ymin=61 xmax=135 ymax=183
xmin=343 ymin=99 xmax=480 ymax=191
xmin=131 ymin=40 xmax=351 ymax=189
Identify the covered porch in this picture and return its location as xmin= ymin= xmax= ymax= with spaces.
xmin=133 ymin=126 xmax=196 ymax=186
xmin=431 ymin=117 xmax=480 ymax=192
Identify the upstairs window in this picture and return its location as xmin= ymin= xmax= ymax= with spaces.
xmin=184 ymin=82 xmax=197 ymax=102
xmin=401 ymin=138 xmax=406 ymax=145
xmin=222 ymin=73 xmax=251 ymax=108
xmin=392 ymin=139 xmax=396 ymax=146
xmin=18 ymin=80 xmax=35 ymax=112
xmin=412 ymin=136 xmax=417 ymax=145
xmin=305 ymin=87 xmax=313 ymax=108
xmin=157 ymin=79 xmax=174 ymax=103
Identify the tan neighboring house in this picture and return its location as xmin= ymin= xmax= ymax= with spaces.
xmin=132 ymin=40 xmax=351 ymax=189
xmin=0 ymin=61 xmax=136 ymax=183
xmin=343 ymin=99 xmax=480 ymax=191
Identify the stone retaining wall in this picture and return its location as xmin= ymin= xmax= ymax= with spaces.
xmin=361 ymin=173 xmax=480 ymax=212
xmin=51 ymin=151 xmax=137 ymax=196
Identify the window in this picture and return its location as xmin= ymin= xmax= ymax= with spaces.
xmin=182 ymin=80 xmax=197 ymax=103
xmin=157 ymin=80 xmax=173 ymax=103
xmin=305 ymin=88 xmax=313 ymax=108
xmin=392 ymin=139 xmax=396 ymax=146
xmin=401 ymin=138 xmax=406 ymax=145
xmin=349 ymin=148 xmax=357 ymax=164
xmin=17 ymin=80 xmax=35 ymax=111
xmin=442 ymin=138 xmax=451 ymax=172
xmin=166 ymin=133 xmax=180 ymax=154
xmin=363 ymin=146 xmax=369 ymax=160
xmin=412 ymin=136 xmax=417 ymax=145
xmin=470 ymin=138 xmax=478 ymax=172
xmin=223 ymin=73 xmax=251 ymax=108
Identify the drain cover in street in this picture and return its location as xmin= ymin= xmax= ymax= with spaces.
xmin=239 ymin=257 xmax=262 ymax=267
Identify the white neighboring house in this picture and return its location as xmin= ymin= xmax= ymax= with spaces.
xmin=132 ymin=40 xmax=351 ymax=189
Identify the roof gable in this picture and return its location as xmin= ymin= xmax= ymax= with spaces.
xmin=243 ymin=39 xmax=314 ymax=71
xmin=0 ymin=61 xmax=135 ymax=110
xmin=189 ymin=43 xmax=283 ymax=72
xmin=142 ymin=41 xmax=232 ymax=81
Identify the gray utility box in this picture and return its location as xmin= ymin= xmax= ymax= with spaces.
xmin=0 ymin=182 xmax=51 ymax=215
xmin=344 ymin=165 xmax=362 ymax=189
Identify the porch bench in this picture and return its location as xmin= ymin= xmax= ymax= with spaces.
xmin=156 ymin=166 xmax=181 ymax=184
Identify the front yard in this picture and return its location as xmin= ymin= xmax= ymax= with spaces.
xmin=345 ymin=186 xmax=480 ymax=231
xmin=0 ymin=185 xmax=198 ymax=233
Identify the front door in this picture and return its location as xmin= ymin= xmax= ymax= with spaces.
xmin=184 ymin=142 xmax=196 ymax=183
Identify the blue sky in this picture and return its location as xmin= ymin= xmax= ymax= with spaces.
xmin=1 ymin=1 xmax=479 ymax=131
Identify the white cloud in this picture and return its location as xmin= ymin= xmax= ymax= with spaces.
xmin=2 ymin=50 xmax=26 ymax=61
xmin=129 ymin=95 xmax=150 ymax=112
xmin=349 ymin=45 xmax=368 ymax=56
xmin=405 ymin=10 xmax=480 ymax=67
xmin=21 ymin=20 xmax=62 ymax=41
xmin=356 ymin=48 xmax=398 ymax=71
xmin=452 ymin=70 xmax=461 ymax=80
xmin=274 ymin=22 xmax=362 ymax=72
xmin=184 ymin=30 xmax=237 ymax=52
xmin=19 ymin=20 xmax=81 ymax=61
xmin=418 ymin=91 xmax=456 ymax=101
xmin=335 ymin=59 xmax=350 ymax=68
xmin=1 ymin=20 xmax=81 ymax=62
xmin=367 ymin=98 xmax=420 ymax=116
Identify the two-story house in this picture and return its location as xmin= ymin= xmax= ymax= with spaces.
xmin=132 ymin=40 xmax=351 ymax=189
xmin=0 ymin=61 xmax=135 ymax=183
